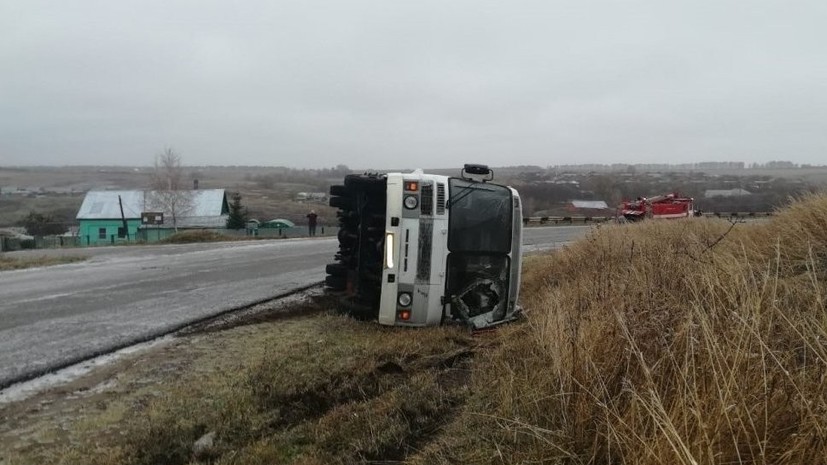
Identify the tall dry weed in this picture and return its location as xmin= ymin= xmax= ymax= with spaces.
xmin=471 ymin=194 xmax=827 ymax=464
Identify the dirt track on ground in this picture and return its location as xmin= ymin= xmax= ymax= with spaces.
xmin=0 ymin=290 xmax=481 ymax=465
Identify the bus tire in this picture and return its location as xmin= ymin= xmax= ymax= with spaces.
xmin=326 ymin=263 xmax=348 ymax=276
xmin=325 ymin=275 xmax=347 ymax=290
xmin=338 ymin=296 xmax=378 ymax=320
xmin=329 ymin=185 xmax=349 ymax=197
xmin=329 ymin=195 xmax=354 ymax=210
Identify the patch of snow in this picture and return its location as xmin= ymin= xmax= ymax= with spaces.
xmin=0 ymin=336 xmax=172 ymax=405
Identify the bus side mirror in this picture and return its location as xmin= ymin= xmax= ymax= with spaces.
xmin=462 ymin=164 xmax=494 ymax=182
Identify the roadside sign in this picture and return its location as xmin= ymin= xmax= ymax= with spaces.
xmin=141 ymin=212 xmax=164 ymax=225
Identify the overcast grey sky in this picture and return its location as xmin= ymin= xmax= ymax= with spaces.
xmin=1 ymin=1 xmax=826 ymax=169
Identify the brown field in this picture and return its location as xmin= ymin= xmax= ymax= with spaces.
xmin=0 ymin=166 xmax=340 ymax=228
xmin=0 ymin=194 xmax=85 ymax=229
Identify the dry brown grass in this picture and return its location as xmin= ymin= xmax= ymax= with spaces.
xmin=0 ymin=254 xmax=86 ymax=271
xmin=160 ymin=230 xmax=250 ymax=243
xmin=415 ymin=193 xmax=827 ymax=464
xmin=10 ymin=308 xmax=475 ymax=465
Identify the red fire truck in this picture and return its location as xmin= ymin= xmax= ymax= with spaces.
xmin=619 ymin=193 xmax=695 ymax=222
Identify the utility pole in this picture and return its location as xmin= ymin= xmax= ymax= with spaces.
xmin=118 ymin=195 xmax=129 ymax=241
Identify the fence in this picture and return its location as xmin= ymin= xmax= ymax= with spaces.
xmin=0 ymin=226 xmax=341 ymax=251
xmin=1 ymin=235 xmax=83 ymax=251
xmin=522 ymin=211 xmax=774 ymax=226
xmin=223 ymin=225 xmax=339 ymax=239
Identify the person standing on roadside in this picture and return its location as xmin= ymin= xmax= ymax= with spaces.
xmin=306 ymin=210 xmax=318 ymax=237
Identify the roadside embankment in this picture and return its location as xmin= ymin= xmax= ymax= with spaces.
xmin=1 ymin=294 xmax=478 ymax=465
xmin=415 ymin=193 xmax=827 ymax=464
xmin=0 ymin=255 xmax=86 ymax=271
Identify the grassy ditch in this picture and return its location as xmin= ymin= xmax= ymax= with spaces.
xmin=3 ymin=297 xmax=479 ymax=465
xmin=414 ymin=193 xmax=827 ymax=464
xmin=0 ymin=254 xmax=86 ymax=271
xmin=160 ymin=230 xmax=295 ymax=244
xmin=160 ymin=230 xmax=249 ymax=244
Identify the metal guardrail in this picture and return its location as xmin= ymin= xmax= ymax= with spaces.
xmin=699 ymin=211 xmax=774 ymax=218
xmin=523 ymin=211 xmax=774 ymax=225
xmin=524 ymin=216 xmax=612 ymax=225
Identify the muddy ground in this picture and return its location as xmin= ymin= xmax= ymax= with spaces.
xmin=0 ymin=290 xmax=486 ymax=465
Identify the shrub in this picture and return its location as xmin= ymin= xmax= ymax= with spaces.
xmin=161 ymin=230 xmax=240 ymax=244
xmin=18 ymin=211 xmax=68 ymax=236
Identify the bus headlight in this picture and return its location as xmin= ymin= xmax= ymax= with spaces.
xmin=403 ymin=195 xmax=418 ymax=209
xmin=397 ymin=292 xmax=412 ymax=307
xmin=384 ymin=233 xmax=394 ymax=269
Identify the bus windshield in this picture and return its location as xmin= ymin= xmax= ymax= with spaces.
xmin=447 ymin=179 xmax=512 ymax=253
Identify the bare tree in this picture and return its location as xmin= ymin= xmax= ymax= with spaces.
xmin=148 ymin=148 xmax=194 ymax=232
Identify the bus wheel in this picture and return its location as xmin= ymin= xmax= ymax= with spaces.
xmin=338 ymin=296 xmax=378 ymax=320
xmin=325 ymin=275 xmax=347 ymax=291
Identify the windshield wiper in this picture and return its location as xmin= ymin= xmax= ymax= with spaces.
xmin=447 ymin=183 xmax=493 ymax=209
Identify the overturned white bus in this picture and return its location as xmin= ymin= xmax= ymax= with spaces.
xmin=325 ymin=164 xmax=523 ymax=329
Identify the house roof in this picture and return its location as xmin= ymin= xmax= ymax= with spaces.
xmin=704 ymin=188 xmax=752 ymax=198
xmin=571 ymin=200 xmax=610 ymax=209
xmin=76 ymin=189 xmax=227 ymax=221
xmin=262 ymin=218 xmax=296 ymax=228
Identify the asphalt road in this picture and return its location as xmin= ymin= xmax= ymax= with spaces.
xmin=0 ymin=226 xmax=590 ymax=387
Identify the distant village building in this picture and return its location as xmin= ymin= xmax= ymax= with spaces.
xmin=543 ymin=179 xmax=581 ymax=187
xmin=0 ymin=186 xmax=35 ymax=196
xmin=552 ymin=161 xmax=747 ymax=172
xmin=295 ymin=192 xmax=327 ymax=202
xmin=566 ymin=200 xmax=613 ymax=215
xmin=569 ymin=200 xmax=610 ymax=210
xmin=76 ymin=189 xmax=229 ymax=245
xmin=704 ymin=188 xmax=752 ymax=198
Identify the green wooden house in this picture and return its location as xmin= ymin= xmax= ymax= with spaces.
xmin=76 ymin=190 xmax=229 ymax=245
